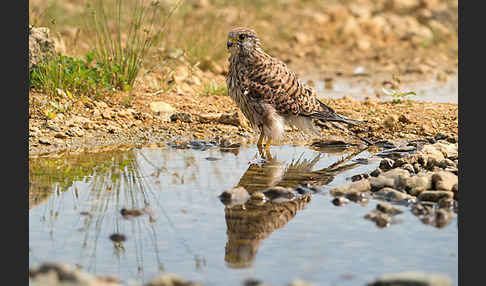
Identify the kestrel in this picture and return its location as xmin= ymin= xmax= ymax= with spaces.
xmin=226 ymin=27 xmax=365 ymax=154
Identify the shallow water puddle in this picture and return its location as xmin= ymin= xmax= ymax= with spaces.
xmin=313 ymin=76 xmax=458 ymax=103
xmin=29 ymin=144 xmax=457 ymax=285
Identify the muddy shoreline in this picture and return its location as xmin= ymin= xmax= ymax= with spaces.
xmin=29 ymin=79 xmax=458 ymax=158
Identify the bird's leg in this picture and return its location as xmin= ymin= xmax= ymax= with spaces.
xmin=257 ymin=132 xmax=265 ymax=146
xmin=257 ymin=132 xmax=265 ymax=158
xmin=264 ymin=138 xmax=273 ymax=160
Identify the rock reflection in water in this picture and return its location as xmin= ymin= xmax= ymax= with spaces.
xmin=222 ymin=149 xmax=363 ymax=268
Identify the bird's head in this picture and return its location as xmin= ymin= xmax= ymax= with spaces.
xmin=227 ymin=27 xmax=262 ymax=56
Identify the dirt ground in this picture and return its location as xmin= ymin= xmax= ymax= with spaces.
xmin=28 ymin=0 xmax=458 ymax=157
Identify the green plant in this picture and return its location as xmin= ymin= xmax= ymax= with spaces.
xmin=88 ymin=0 xmax=179 ymax=90
xmin=200 ymin=81 xmax=228 ymax=96
xmin=381 ymin=73 xmax=416 ymax=103
xmin=30 ymin=52 xmax=105 ymax=96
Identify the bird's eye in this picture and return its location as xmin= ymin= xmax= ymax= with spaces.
xmin=238 ymin=34 xmax=246 ymax=41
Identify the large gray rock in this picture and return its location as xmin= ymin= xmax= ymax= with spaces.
xmin=29 ymin=26 xmax=55 ymax=71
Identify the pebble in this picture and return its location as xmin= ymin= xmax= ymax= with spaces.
xmin=432 ymin=171 xmax=458 ymax=192
xmin=219 ymin=186 xmax=250 ymax=206
xmin=376 ymin=203 xmax=403 ymax=215
xmin=109 ymin=233 xmax=126 ymax=242
xmin=146 ymin=273 xmax=203 ymax=286
xmin=251 ymin=192 xmax=266 ymax=201
xmin=29 ymin=263 xmax=122 ymax=286
xmin=368 ymin=271 xmax=452 ymax=286
xmin=171 ymin=112 xmax=193 ymax=123
xmin=438 ymin=198 xmax=454 ymax=209
xmin=149 ymin=101 xmax=176 ymax=122
xmin=398 ymin=114 xmax=412 ymax=123
xmin=399 ymin=173 xmax=433 ymax=196
xmin=54 ymin=132 xmax=67 ymax=139
xmin=287 ymin=280 xmax=317 ymax=286
xmin=417 ymin=190 xmax=454 ymax=202
xmin=330 ymin=179 xmax=371 ymax=196
xmin=370 ymin=168 xmax=382 ymax=177
xmin=345 ymin=191 xmax=370 ymax=203
xmin=379 ymin=158 xmax=395 ymax=170
xmin=383 ymin=115 xmax=397 ymax=129
xmin=364 ymin=211 xmax=391 ymax=228
xmin=332 ymin=196 xmax=350 ymax=206
xmin=262 ymin=186 xmax=296 ymax=200
xmin=374 ymin=187 xmax=415 ymax=202
xmin=38 ymin=138 xmax=51 ymax=145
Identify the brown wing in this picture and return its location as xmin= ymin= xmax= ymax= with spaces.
xmin=241 ymin=56 xmax=319 ymax=115
xmin=242 ymin=55 xmax=364 ymax=125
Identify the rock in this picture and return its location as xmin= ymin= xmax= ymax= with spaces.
xmin=431 ymin=141 xmax=458 ymax=159
xmin=345 ymin=191 xmax=370 ymax=203
xmin=382 ymin=168 xmax=411 ymax=181
xmin=364 ymin=211 xmax=391 ymax=228
xmin=29 ymin=27 xmax=55 ymax=71
xmin=330 ymin=179 xmax=371 ymax=196
xmin=417 ymin=190 xmax=454 ymax=202
xmin=411 ymin=202 xmax=434 ymax=216
xmin=420 ymin=145 xmax=446 ymax=168
xmin=383 ymin=115 xmax=397 ymax=129
xmin=435 ymin=209 xmax=453 ymax=228
xmin=398 ymin=114 xmax=412 ymax=123
xmin=438 ymin=198 xmax=454 ymax=209
xmin=145 ymin=273 xmax=202 ymax=286
xmin=149 ymin=101 xmax=176 ymax=122
xmin=436 ymin=159 xmax=456 ymax=169
xmin=399 ymin=173 xmax=433 ymax=195
xmin=29 ymin=263 xmax=121 ymax=286
xmin=244 ymin=278 xmax=272 ymax=286
xmin=352 ymin=66 xmax=367 ymax=76
xmin=376 ymin=203 xmax=403 ymax=215
xmin=401 ymin=163 xmax=415 ymax=174
xmin=351 ymin=173 xmax=369 ymax=182
xmin=370 ymin=168 xmax=383 ymax=177
xmin=251 ymin=192 xmax=266 ymax=201
xmin=287 ymin=280 xmax=317 ymax=286
xmin=367 ymin=271 xmax=452 ymax=286
xmin=369 ymin=176 xmax=395 ymax=191
xmin=432 ymin=171 xmax=458 ymax=191
xmin=54 ymin=132 xmax=67 ymax=139
xmin=379 ymin=158 xmax=395 ymax=171
xmin=38 ymin=138 xmax=51 ymax=145
xmin=332 ymin=196 xmax=350 ymax=206
xmin=219 ymin=187 xmax=250 ymax=206
xmin=262 ymin=186 xmax=296 ymax=201
xmin=170 ymin=112 xmax=193 ymax=123
xmin=374 ymin=187 xmax=415 ymax=202
xmin=452 ymin=183 xmax=458 ymax=199
xmin=391 ymin=0 xmax=420 ymax=10
xmin=197 ymin=112 xmax=241 ymax=126
xmin=109 ymin=233 xmax=126 ymax=242
xmin=172 ymin=65 xmax=190 ymax=83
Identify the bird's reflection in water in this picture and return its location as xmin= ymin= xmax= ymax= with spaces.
xmin=222 ymin=147 xmax=364 ymax=268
